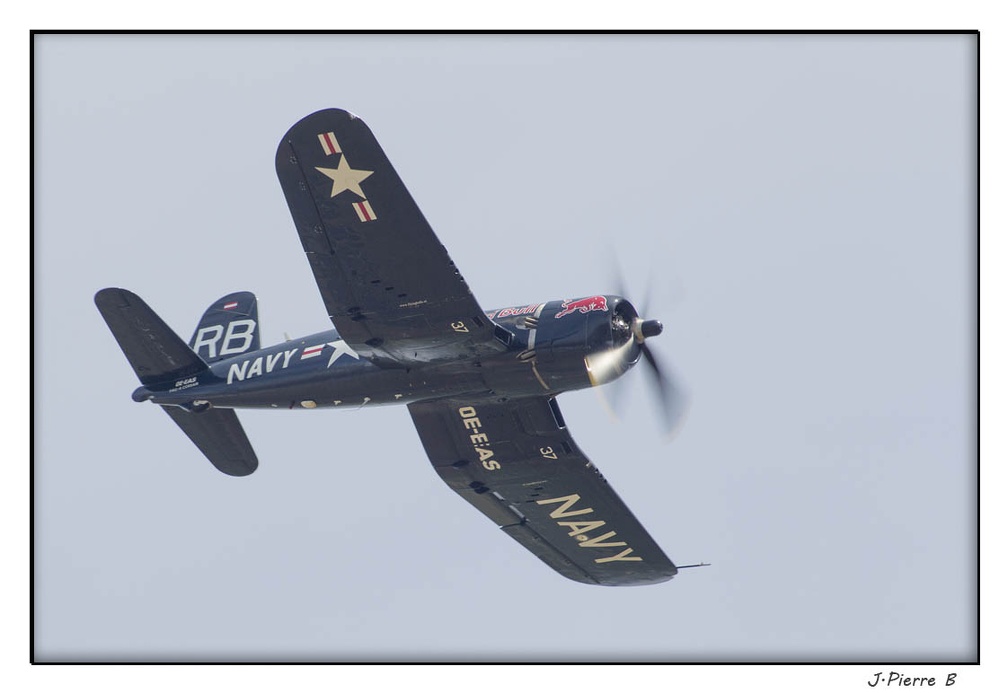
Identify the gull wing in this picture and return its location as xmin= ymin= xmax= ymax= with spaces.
xmin=275 ymin=109 xmax=505 ymax=365
xmin=408 ymin=396 xmax=677 ymax=586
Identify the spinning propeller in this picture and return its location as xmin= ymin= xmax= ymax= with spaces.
xmin=602 ymin=271 xmax=689 ymax=438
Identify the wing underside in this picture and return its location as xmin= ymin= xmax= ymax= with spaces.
xmin=408 ymin=396 xmax=677 ymax=586
xmin=275 ymin=108 xmax=504 ymax=365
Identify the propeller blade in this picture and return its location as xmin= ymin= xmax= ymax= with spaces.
xmin=639 ymin=272 xmax=654 ymax=318
xmin=599 ymin=364 xmax=631 ymax=421
xmin=640 ymin=342 xmax=689 ymax=437
xmin=595 ymin=380 xmax=624 ymax=423
xmin=612 ymin=261 xmax=628 ymax=302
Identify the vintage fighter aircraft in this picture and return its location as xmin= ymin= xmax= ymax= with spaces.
xmin=95 ymin=109 xmax=689 ymax=586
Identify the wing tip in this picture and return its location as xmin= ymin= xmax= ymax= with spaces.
xmin=94 ymin=286 xmax=134 ymax=309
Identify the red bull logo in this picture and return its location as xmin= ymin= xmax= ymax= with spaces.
xmin=487 ymin=303 xmax=540 ymax=320
xmin=555 ymin=295 xmax=608 ymax=319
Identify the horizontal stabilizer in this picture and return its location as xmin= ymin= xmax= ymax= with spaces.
xmin=95 ymin=288 xmax=207 ymax=386
xmin=161 ymin=406 xmax=258 ymax=476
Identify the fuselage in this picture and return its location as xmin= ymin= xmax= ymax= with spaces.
xmin=138 ymin=295 xmax=643 ymax=412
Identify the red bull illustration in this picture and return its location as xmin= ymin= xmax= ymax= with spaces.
xmin=555 ymin=295 xmax=608 ymax=319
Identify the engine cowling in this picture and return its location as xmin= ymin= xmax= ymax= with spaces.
xmin=486 ymin=295 xmax=646 ymax=395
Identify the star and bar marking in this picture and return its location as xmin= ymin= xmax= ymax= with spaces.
xmin=300 ymin=340 xmax=361 ymax=367
xmin=227 ymin=340 xmax=360 ymax=385
xmin=314 ymin=132 xmax=378 ymax=223
xmin=317 ymin=131 xmax=341 ymax=156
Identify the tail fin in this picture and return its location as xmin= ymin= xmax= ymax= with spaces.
xmin=189 ymin=291 xmax=260 ymax=363
xmin=95 ymin=288 xmax=258 ymax=477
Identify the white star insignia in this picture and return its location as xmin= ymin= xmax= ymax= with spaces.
xmin=315 ymin=155 xmax=373 ymax=199
xmin=327 ymin=340 xmax=360 ymax=367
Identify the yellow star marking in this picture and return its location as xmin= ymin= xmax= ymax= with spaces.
xmin=315 ymin=155 xmax=373 ymax=199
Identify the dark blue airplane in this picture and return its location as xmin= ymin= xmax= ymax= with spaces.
xmin=96 ymin=109 xmax=690 ymax=586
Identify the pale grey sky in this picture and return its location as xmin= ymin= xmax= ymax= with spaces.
xmin=33 ymin=33 xmax=976 ymax=668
